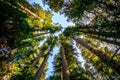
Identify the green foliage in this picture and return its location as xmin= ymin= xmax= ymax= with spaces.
xmin=32 ymin=19 xmax=43 ymax=28
xmin=50 ymin=42 xmax=89 ymax=80
xmin=81 ymin=47 xmax=120 ymax=79
xmin=45 ymin=0 xmax=64 ymax=12
xmin=63 ymin=26 xmax=79 ymax=37
xmin=70 ymin=0 xmax=94 ymax=18
xmin=0 ymin=0 xmax=120 ymax=80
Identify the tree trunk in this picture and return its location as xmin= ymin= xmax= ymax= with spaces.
xmin=19 ymin=4 xmax=41 ymax=19
xmin=2 ymin=0 xmax=41 ymax=19
xmin=79 ymin=29 xmax=119 ymax=39
xmin=34 ymin=47 xmax=52 ymax=80
xmin=61 ymin=68 xmax=63 ymax=80
xmin=74 ymin=38 xmax=120 ymax=74
xmin=33 ymin=32 xmax=49 ymax=37
xmin=61 ymin=44 xmax=70 ymax=80
xmin=90 ymin=35 xmax=120 ymax=46
xmin=30 ymin=53 xmax=41 ymax=68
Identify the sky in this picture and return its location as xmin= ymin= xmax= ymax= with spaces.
xmin=29 ymin=0 xmax=74 ymax=28
xmin=29 ymin=0 xmax=84 ymax=78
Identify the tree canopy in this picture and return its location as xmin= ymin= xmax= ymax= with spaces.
xmin=0 ymin=0 xmax=120 ymax=80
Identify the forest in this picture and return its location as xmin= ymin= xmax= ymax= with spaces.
xmin=0 ymin=0 xmax=120 ymax=80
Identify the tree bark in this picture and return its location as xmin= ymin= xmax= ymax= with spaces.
xmin=90 ymin=35 xmax=120 ymax=46
xmin=30 ymin=53 xmax=41 ymax=68
xmin=2 ymin=0 xmax=41 ymax=19
xmin=79 ymin=29 xmax=119 ymax=39
xmin=19 ymin=4 xmax=41 ymax=19
xmin=34 ymin=47 xmax=52 ymax=80
xmin=74 ymin=38 xmax=120 ymax=74
xmin=61 ymin=44 xmax=70 ymax=80
xmin=33 ymin=32 xmax=49 ymax=37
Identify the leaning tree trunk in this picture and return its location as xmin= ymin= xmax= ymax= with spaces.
xmin=79 ymin=29 xmax=119 ymax=39
xmin=89 ymin=35 xmax=120 ymax=46
xmin=30 ymin=53 xmax=41 ymax=68
xmin=33 ymin=32 xmax=49 ymax=37
xmin=0 ymin=31 xmax=47 ymax=58
xmin=73 ymin=37 xmax=120 ymax=74
xmin=34 ymin=47 xmax=52 ymax=80
xmin=61 ymin=44 xmax=70 ymax=80
xmin=2 ymin=0 xmax=42 ymax=19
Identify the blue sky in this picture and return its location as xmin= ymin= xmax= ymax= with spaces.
xmin=29 ymin=0 xmax=85 ymax=79
xmin=52 ymin=12 xmax=74 ymax=28
xmin=29 ymin=0 xmax=74 ymax=78
xmin=29 ymin=0 xmax=74 ymax=28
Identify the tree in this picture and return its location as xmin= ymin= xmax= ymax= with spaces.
xmin=59 ymin=34 xmax=70 ymax=80
xmin=1 ymin=0 xmax=120 ymax=79
xmin=34 ymin=36 xmax=58 ymax=80
xmin=34 ymin=47 xmax=53 ymax=80
xmin=82 ymin=47 xmax=119 ymax=79
xmin=50 ymin=38 xmax=88 ymax=80
xmin=61 ymin=44 xmax=70 ymax=80
xmin=73 ymin=37 xmax=120 ymax=74
xmin=0 ymin=0 xmax=61 ymax=79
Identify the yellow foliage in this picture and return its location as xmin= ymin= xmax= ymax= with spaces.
xmin=82 ymin=73 xmax=88 ymax=78
xmin=108 ymin=68 xmax=113 ymax=73
xmin=44 ymin=43 xmax=48 ymax=47
xmin=36 ymin=10 xmax=45 ymax=19
xmin=93 ymin=56 xmax=99 ymax=62
xmin=33 ymin=20 xmax=43 ymax=27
